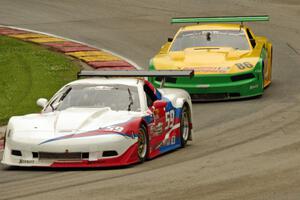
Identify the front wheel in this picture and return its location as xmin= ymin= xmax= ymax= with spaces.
xmin=180 ymin=105 xmax=191 ymax=147
xmin=137 ymin=124 xmax=148 ymax=162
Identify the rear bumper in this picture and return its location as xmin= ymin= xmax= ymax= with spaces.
xmin=149 ymin=72 xmax=264 ymax=101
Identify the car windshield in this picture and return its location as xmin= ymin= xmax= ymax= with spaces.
xmin=170 ymin=30 xmax=250 ymax=51
xmin=45 ymin=84 xmax=140 ymax=112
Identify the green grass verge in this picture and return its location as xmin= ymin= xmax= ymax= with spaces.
xmin=0 ymin=36 xmax=81 ymax=125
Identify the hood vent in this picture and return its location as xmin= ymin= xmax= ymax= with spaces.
xmin=39 ymin=152 xmax=82 ymax=160
xmin=102 ymin=150 xmax=118 ymax=157
xmin=231 ymin=73 xmax=255 ymax=82
xmin=11 ymin=150 xmax=22 ymax=156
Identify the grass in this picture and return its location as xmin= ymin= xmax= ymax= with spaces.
xmin=0 ymin=36 xmax=81 ymax=125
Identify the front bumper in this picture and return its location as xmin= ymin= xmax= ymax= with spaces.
xmin=1 ymin=133 xmax=139 ymax=168
xmin=149 ymin=72 xmax=264 ymax=101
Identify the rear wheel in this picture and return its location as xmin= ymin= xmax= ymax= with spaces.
xmin=180 ymin=105 xmax=191 ymax=147
xmin=137 ymin=124 xmax=148 ymax=162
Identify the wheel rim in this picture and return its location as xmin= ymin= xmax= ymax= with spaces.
xmin=182 ymin=110 xmax=189 ymax=141
xmin=138 ymin=128 xmax=147 ymax=159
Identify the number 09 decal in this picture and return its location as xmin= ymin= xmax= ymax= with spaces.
xmin=165 ymin=110 xmax=175 ymax=130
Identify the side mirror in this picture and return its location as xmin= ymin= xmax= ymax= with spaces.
xmin=36 ymin=98 xmax=48 ymax=108
xmin=167 ymin=37 xmax=173 ymax=42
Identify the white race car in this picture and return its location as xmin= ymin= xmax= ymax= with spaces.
xmin=2 ymin=70 xmax=194 ymax=168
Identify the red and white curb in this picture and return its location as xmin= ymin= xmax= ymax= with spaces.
xmin=0 ymin=25 xmax=140 ymax=70
xmin=0 ymin=26 xmax=141 ymax=151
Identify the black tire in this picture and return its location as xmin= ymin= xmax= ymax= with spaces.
xmin=180 ymin=104 xmax=191 ymax=147
xmin=137 ymin=124 xmax=149 ymax=162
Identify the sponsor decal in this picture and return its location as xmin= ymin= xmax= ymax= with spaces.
xmin=103 ymin=126 xmax=124 ymax=132
xmin=19 ymin=159 xmax=34 ymax=164
xmin=185 ymin=66 xmax=231 ymax=73
xmin=250 ymin=84 xmax=259 ymax=90
xmin=151 ymin=122 xmax=163 ymax=136
xmin=159 ymin=137 xmax=181 ymax=153
xmin=171 ymin=136 xmax=176 ymax=145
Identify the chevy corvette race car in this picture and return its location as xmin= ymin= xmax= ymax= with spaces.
xmin=2 ymin=70 xmax=194 ymax=168
xmin=149 ymin=16 xmax=273 ymax=101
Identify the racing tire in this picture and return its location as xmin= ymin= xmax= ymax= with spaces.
xmin=180 ymin=104 xmax=191 ymax=147
xmin=137 ymin=124 xmax=149 ymax=163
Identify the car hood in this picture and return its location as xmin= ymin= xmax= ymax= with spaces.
xmin=153 ymin=47 xmax=260 ymax=75
xmin=10 ymin=107 xmax=142 ymax=135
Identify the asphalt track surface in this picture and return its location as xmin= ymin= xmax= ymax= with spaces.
xmin=0 ymin=0 xmax=300 ymax=199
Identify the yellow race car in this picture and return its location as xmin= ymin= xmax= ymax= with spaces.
xmin=149 ymin=16 xmax=273 ymax=101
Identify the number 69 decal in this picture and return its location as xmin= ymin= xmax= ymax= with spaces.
xmin=165 ymin=110 xmax=175 ymax=130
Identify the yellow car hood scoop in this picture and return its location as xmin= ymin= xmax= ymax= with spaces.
xmin=155 ymin=48 xmax=257 ymax=74
xmin=170 ymin=47 xmax=249 ymax=63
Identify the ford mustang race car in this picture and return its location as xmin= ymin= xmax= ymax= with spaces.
xmin=2 ymin=70 xmax=194 ymax=168
xmin=149 ymin=16 xmax=273 ymax=101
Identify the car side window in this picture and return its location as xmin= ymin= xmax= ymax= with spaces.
xmin=143 ymin=84 xmax=158 ymax=107
xmin=246 ymin=29 xmax=256 ymax=48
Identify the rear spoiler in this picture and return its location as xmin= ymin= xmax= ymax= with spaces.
xmin=171 ymin=15 xmax=269 ymax=24
xmin=77 ymin=70 xmax=194 ymax=87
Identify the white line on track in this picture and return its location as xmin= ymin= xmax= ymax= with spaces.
xmin=0 ymin=25 xmax=141 ymax=70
